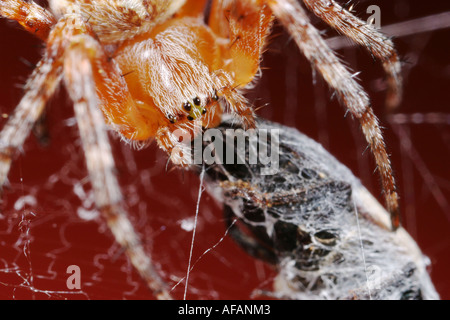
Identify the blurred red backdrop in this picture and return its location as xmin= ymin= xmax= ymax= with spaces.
xmin=0 ymin=0 xmax=449 ymax=299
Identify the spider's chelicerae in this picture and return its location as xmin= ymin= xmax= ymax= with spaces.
xmin=0 ymin=0 xmax=402 ymax=299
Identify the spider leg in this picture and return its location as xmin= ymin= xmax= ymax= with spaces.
xmin=209 ymin=0 xmax=273 ymax=87
xmin=207 ymin=0 xmax=229 ymax=38
xmin=55 ymin=20 xmax=171 ymax=299
xmin=1 ymin=13 xmax=172 ymax=298
xmin=268 ymin=0 xmax=400 ymax=230
xmin=0 ymin=50 xmax=62 ymax=195
xmin=302 ymin=0 xmax=402 ymax=110
xmin=48 ymin=0 xmax=187 ymax=43
xmin=0 ymin=0 xmax=56 ymax=40
xmin=1 ymin=12 xmax=98 ymax=194
xmin=208 ymin=0 xmax=274 ymax=129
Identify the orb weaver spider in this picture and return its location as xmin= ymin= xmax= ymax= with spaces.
xmin=0 ymin=0 xmax=402 ymax=299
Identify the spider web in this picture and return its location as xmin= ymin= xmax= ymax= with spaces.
xmin=0 ymin=0 xmax=449 ymax=300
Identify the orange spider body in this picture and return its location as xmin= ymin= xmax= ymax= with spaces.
xmin=111 ymin=17 xmax=226 ymax=140
xmin=90 ymin=1 xmax=273 ymax=161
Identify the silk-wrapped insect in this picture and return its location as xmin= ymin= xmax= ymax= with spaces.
xmin=193 ymin=117 xmax=439 ymax=300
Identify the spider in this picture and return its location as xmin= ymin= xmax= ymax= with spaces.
xmin=0 ymin=0 xmax=402 ymax=299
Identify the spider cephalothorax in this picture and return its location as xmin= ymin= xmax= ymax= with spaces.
xmin=0 ymin=0 xmax=402 ymax=299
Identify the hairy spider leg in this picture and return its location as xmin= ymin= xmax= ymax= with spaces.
xmin=268 ymin=0 xmax=400 ymax=230
xmin=302 ymin=0 xmax=402 ymax=111
xmin=55 ymin=15 xmax=173 ymax=299
xmin=48 ymin=0 xmax=187 ymax=44
xmin=65 ymin=41 xmax=171 ymax=302
xmin=0 ymin=54 xmax=60 ymax=194
xmin=0 ymin=2 xmax=60 ymax=193
xmin=212 ymin=0 xmax=273 ymax=86
xmin=0 ymin=7 xmax=173 ymax=299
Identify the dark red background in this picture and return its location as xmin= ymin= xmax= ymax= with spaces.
xmin=0 ymin=0 xmax=449 ymax=299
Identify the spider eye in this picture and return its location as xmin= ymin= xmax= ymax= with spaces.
xmin=183 ymin=102 xmax=191 ymax=111
xmin=167 ymin=114 xmax=177 ymax=124
xmin=202 ymin=108 xmax=207 ymax=115
xmin=193 ymin=97 xmax=201 ymax=106
xmin=213 ymin=90 xmax=219 ymax=101
xmin=187 ymin=115 xmax=194 ymax=121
